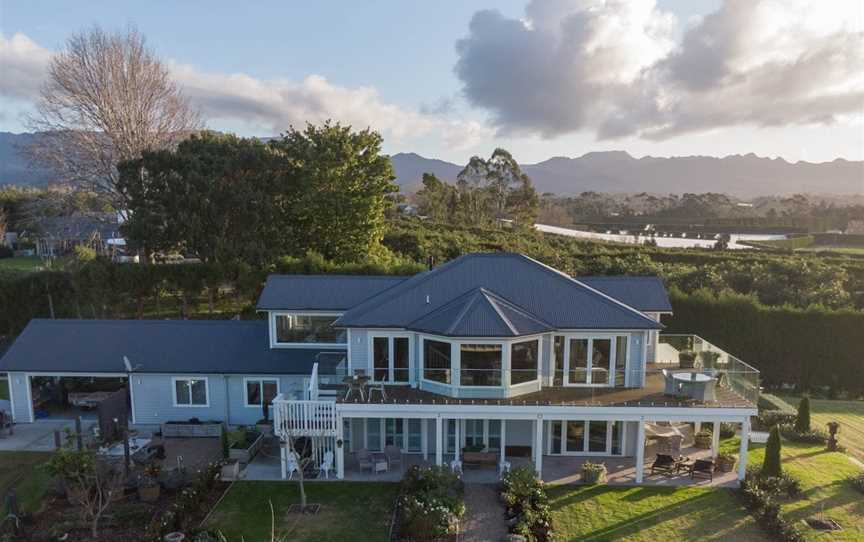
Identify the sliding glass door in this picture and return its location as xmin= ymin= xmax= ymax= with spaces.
xmin=548 ymin=420 xmax=624 ymax=456
xmin=558 ymin=335 xmax=625 ymax=386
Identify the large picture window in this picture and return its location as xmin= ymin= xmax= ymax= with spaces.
xmin=274 ymin=314 xmax=346 ymax=344
xmin=245 ymin=378 xmax=279 ymax=407
xmin=510 ymin=339 xmax=539 ymax=385
xmin=423 ymin=339 xmax=452 ymax=384
xmin=460 ymin=344 xmax=502 ymax=386
xmin=173 ymin=377 xmax=208 ymax=407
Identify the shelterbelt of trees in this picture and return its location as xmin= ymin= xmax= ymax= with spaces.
xmin=2 ymin=218 xmax=863 ymax=397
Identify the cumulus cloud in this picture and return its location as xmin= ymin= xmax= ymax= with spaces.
xmin=455 ymin=0 xmax=864 ymax=140
xmin=0 ymin=32 xmax=489 ymax=149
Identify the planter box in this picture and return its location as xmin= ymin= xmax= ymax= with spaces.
xmin=229 ymin=431 xmax=264 ymax=463
xmin=694 ymin=433 xmax=713 ymax=449
xmin=161 ymin=422 xmax=223 ymax=438
xmin=582 ymin=465 xmax=607 ymax=484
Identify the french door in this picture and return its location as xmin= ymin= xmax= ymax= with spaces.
xmin=556 ymin=334 xmax=629 ymax=386
xmin=365 ymin=418 xmax=423 ymax=453
xmin=549 ymin=420 xmax=624 ymax=456
xmin=371 ymin=334 xmax=412 ymax=383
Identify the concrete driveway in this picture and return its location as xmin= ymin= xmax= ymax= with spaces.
xmin=0 ymin=420 xmax=97 ymax=451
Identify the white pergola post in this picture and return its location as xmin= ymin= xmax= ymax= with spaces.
xmin=336 ymin=414 xmax=345 ymax=480
xmin=454 ymin=418 xmax=461 ymax=461
xmin=738 ymin=417 xmax=750 ymax=482
xmin=280 ymin=440 xmax=287 ymax=480
xmin=435 ymin=417 xmax=443 ymax=466
xmin=694 ymin=421 xmax=702 ymax=434
xmin=422 ymin=418 xmax=428 ymax=461
xmin=711 ymin=421 xmax=721 ymax=459
xmin=533 ymin=417 xmax=543 ymax=477
xmin=500 ymin=419 xmax=507 ymax=465
xmin=635 ymin=418 xmax=646 ymax=483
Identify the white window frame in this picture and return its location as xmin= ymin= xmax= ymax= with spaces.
xmin=269 ymin=311 xmax=347 ymax=348
xmin=243 ymin=377 xmax=281 ymax=408
xmin=558 ymin=333 xmax=628 ymax=387
xmin=458 ymin=342 xmax=505 ymax=388
xmin=368 ymin=332 xmax=413 ymax=384
xmin=171 ymin=376 xmax=210 ymax=407
xmin=509 ymin=338 xmax=541 ymax=387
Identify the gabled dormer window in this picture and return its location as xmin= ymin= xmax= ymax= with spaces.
xmin=271 ymin=312 xmax=347 ymax=347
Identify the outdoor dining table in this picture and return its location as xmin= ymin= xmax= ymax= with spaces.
xmin=672 ymin=372 xmax=712 ymax=399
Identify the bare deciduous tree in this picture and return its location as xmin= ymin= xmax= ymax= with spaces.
xmin=28 ymin=26 xmax=202 ymax=208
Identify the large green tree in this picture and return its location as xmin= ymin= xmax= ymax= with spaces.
xmin=268 ymin=122 xmax=397 ymax=262
xmin=457 ymin=148 xmax=538 ymax=226
xmin=118 ymin=132 xmax=275 ymax=264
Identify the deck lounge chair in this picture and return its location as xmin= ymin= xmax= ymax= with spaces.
xmin=689 ymin=459 xmax=714 ymax=481
xmin=650 ymin=453 xmax=678 ymax=475
xmin=357 ymin=448 xmax=374 ymax=473
xmin=384 ymin=445 xmax=403 ymax=470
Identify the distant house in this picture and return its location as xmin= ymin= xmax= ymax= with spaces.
xmin=846 ymin=220 xmax=864 ymax=235
xmin=31 ymin=214 xmax=124 ymax=258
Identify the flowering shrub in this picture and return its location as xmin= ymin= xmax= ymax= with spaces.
xmin=501 ymin=466 xmax=554 ymax=542
xmin=397 ymin=465 xmax=465 ymax=540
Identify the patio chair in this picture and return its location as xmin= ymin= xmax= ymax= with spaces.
xmin=662 ymin=369 xmax=678 ymax=395
xmin=286 ymin=451 xmax=300 ymax=480
xmin=320 ymin=451 xmax=334 ymax=479
xmin=367 ymin=382 xmax=387 ymax=401
xmin=357 ymin=448 xmax=374 ymax=473
xmin=384 ymin=445 xmax=403 ymax=470
xmin=650 ymin=453 xmax=677 ymax=476
xmin=692 ymin=379 xmax=717 ymax=402
xmin=689 ymin=459 xmax=714 ymax=481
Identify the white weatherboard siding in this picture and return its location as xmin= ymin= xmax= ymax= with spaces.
xmin=7 ymin=372 xmax=31 ymax=423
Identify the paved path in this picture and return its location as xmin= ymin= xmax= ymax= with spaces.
xmin=460 ymin=484 xmax=509 ymax=542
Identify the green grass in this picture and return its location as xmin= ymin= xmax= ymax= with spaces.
xmin=0 ymin=256 xmax=44 ymax=273
xmin=0 ymin=378 xmax=9 ymax=401
xmin=797 ymin=246 xmax=864 ymax=255
xmin=779 ymin=395 xmax=864 ymax=462
xmin=205 ymin=481 xmax=399 ymax=542
xmin=548 ymin=485 xmax=762 ymax=541
xmin=0 ymin=451 xmax=53 ymax=513
xmin=747 ymin=441 xmax=864 ymax=541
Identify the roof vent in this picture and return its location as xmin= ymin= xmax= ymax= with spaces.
xmin=425 ymin=294 xmax=431 ymax=304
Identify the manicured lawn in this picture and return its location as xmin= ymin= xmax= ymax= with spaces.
xmin=0 ymin=256 xmax=44 ymax=273
xmin=206 ymin=481 xmax=399 ymax=542
xmin=0 ymin=451 xmax=53 ymax=512
xmin=549 ymin=485 xmax=762 ymax=541
xmin=779 ymin=395 xmax=864 ymax=461
xmin=0 ymin=377 xmax=9 ymax=401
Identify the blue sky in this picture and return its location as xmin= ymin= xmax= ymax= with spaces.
xmin=1 ymin=0 xmax=862 ymax=163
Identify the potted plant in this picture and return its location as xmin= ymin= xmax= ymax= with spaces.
xmin=699 ymin=350 xmax=721 ymax=369
xmin=716 ymin=453 xmax=736 ymax=472
xmin=256 ymin=401 xmax=273 ymax=434
xmin=581 ymin=461 xmax=607 ymax=484
xmin=694 ymin=429 xmax=713 ymax=449
xmin=678 ymin=350 xmax=698 ymax=369
xmin=137 ymin=463 xmax=161 ymax=503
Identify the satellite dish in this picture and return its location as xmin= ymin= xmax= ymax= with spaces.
xmin=123 ymin=356 xmax=133 ymax=372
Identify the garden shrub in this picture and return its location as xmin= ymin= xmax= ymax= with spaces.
xmin=397 ymin=465 xmax=465 ymax=540
xmin=501 ymin=466 xmax=554 ymax=542
xmin=777 ymin=424 xmax=828 ymax=445
xmin=762 ymin=426 xmax=782 ymax=478
xmin=739 ymin=471 xmax=805 ymax=542
xmin=794 ymin=397 xmax=811 ymax=433
xmin=756 ymin=411 xmax=796 ymax=431
xmin=849 ymin=473 xmax=864 ymax=494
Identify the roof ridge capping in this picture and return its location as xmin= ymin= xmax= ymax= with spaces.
xmin=514 ymin=254 xmax=662 ymax=326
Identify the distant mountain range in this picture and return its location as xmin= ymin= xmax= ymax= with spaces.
xmin=392 ymin=151 xmax=864 ymax=197
xmin=2 ymin=132 xmax=862 ymax=197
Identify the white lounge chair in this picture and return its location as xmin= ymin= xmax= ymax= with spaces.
xmin=320 ymin=450 xmax=334 ymax=479
xmin=286 ymin=451 xmax=300 ymax=480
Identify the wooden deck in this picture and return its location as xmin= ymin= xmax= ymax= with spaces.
xmin=332 ymin=365 xmax=754 ymax=409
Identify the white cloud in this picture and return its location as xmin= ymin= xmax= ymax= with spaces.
xmin=0 ymin=32 xmax=490 ymax=150
xmin=455 ymin=0 xmax=864 ymax=140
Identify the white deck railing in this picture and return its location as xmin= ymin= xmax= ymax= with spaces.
xmin=272 ymin=393 xmax=338 ymax=438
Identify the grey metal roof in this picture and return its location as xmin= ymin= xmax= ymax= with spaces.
xmin=0 ymin=319 xmax=345 ymax=375
xmin=577 ymin=276 xmax=673 ymax=312
xmin=257 ymin=275 xmax=407 ymax=310
xmin=408 ymin=288 xmax=552 ymax=337
xmin=335 ymin=253 xmax=663 ymax=334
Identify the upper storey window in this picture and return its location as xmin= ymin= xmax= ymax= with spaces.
xmin=273 ymin=313 xmax=346 ymax=345
xmin=423 ymin=339 xmax=452 ymax=384
xmin=511 ymin=339 xmax=539 ymax=385
xmin=460 ymin=344 xmax=502 ymax=387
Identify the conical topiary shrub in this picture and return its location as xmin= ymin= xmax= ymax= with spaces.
xmin=762 ymin=426 xmax=782 ymax=478
xmin=794 ymin=396 xmax=811 ymax=433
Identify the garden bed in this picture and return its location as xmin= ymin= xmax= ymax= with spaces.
xmin=228 ymin=429 xmax=264 ymax=463
xmin=162 ymin=420 xmax=223 ymax=438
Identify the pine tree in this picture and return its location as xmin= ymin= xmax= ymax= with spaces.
xmin=794 ymin=396 xmax=811 ymax=433
xmin=762 ymin=425 xmax=782 ymax=477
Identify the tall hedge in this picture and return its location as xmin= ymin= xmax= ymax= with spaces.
xmin=664 ymin=288 xmax=864 ymax=396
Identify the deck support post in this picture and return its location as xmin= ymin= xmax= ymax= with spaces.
xmin=738 ymin=417 xmax=750 ymax=482
xmin=454 ymin=418 xmax=460 ymax=462
xmin=422 ymin=418 xmax=428 ymax=460
xmin=711 ymin=421 xmax=721 ymax=459
xmin=533 ymin=417 xmax=543 ymax=477
xmin=500 ymin=419 xmax=507 ymax=465
xmin=336 ymin=414 xmax=345 ymax=480
xmin=280 ymin=440 xmax=287 ymax=480
xmin=435 ymin=416 xmax=443 ymax=466
xmin=635 ymin=418 xmax=646 ymax=484
xmin=694 ymin=421 xmax=701 ymax=435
